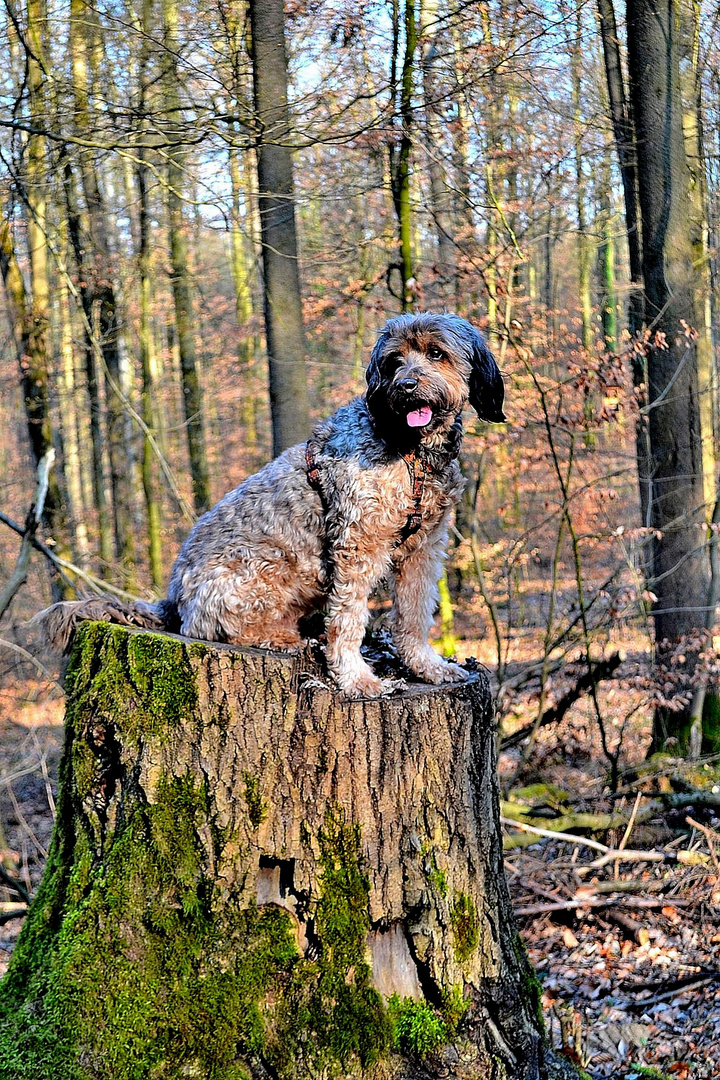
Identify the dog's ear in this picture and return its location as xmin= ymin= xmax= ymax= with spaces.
xmin=365 ymin=332 xmax=387 ymax=410
xmin=467 ymin=326 xmax=506 ymax=423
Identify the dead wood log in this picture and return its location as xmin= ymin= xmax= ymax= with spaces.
xmin=501 ymin=652 xmax=623 ymax=751
xmin=0 ymin=622 xmax=578 ymax=1079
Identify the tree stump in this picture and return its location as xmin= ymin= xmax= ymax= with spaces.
xmin=0 ymin=623 xmax=573 ymax=1080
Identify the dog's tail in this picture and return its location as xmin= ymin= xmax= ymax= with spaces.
xmin=33 ymin=596 xmax=179 ymax=654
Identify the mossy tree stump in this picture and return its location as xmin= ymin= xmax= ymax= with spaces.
xmin=0 ymin=623 xmax=567 ymax=1080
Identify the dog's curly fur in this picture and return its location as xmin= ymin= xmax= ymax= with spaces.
xmin=38 ymin=313 xmax=505 ymax=698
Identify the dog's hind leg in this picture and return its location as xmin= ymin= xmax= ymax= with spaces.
xmin=177 ymin=560 xmax=313 ymax=651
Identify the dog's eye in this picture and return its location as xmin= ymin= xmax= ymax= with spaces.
xmin=427 ymin=346 xmax=444 ymax=361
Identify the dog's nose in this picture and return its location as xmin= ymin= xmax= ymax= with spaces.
xmin=397 ymin=377 xmax=418 ymax=393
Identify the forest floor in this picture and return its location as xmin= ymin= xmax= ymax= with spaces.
xmin=0 ymin=634 xmax=718 ymax=1080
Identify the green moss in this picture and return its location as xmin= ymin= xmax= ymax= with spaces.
xmin=0 ymin=792 xmax=395 ymax=1079
xmin=509 ymin=783 xmax=569 ymax=809
xmin=513 ymin=932 xmax=545 ymax=1036
xmin=626 ymin=1068 xmax=673 ymax=1080
xmin=65 ymin=622 xmax=199 ymax=747
xmin=440 ymin=983 xmax=468 ymax=1034
xmin=450 ymin=892 xmax=479 ymax=964
xmin=0 ymin=626 xmax=449 ymax=1079
xmin=243 ymin=773 xmax=268 ymax=828
xmin=71 ymin=740 xmax=98 ymax=800
xmin=388 ymin=996 xmax=447 ymax=1057
xmin=422 ymin=849 xmax=448 ymax=898
xmin=307 ymin=807 xmax=393 ymax=1068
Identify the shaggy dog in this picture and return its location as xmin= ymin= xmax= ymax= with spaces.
xmin=40 ymin=313 xmax=505 ymax=698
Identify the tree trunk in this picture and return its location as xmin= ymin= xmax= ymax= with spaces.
xmin=0 ymin=622 xmax=570 ymax=1080
xmin=597 ymin=139 xmax=617 ymax=354
xmin=391 ymin=0 xmax=418 ymax=312
xmin=161 ymin=0 xmax=212 ymax=513
xmin=678 ymin=0 xmax=715 ymax=512
xmin=248 ymin=0 xmax=310 ymax=456
xmin=627 ymin=0 xmax=710 ymax=753
xmin=136 ymin=0 xmax=164 ymax=590
xmin=61 ymin=152 xmax=114 ymax=574
xmin=421 ymin=0 xmax=456 ymax=306
xmin=69 ymin=0 xmax=138 ymax=580
xmin=596 ymin=0 xmax=651 ymax=539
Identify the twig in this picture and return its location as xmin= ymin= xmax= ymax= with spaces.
xmin=513 ymin=895 xmax=690 ymax=917
xmin=615 ymin=790 xmax=643 ymax=878
xmin=603 ymin=907 xmax=647 ymax=945
xmin=6 ymin=785 xmax=47 ymax=860
xmin=501 ymin=815 xmax=710 ymax=869
xmin=0 ymin=863 xmax=29 ymax=904
xmin=500 ymin=816 xmax=608 ymax=852
xmin=628 ymin=970 xmax=720 ymax=1008
xmin=686 ymin=815 xmax=720 ymax=878
xmin=0 ymin=509 xmax=140 ymax=602
xmin=0 ymin=450 xmax=54 ymax=619
xmin=0 ymin=637 xmax=64 ymax=693
xmin=580 ymin=847 xmax=709 ymax=871
xmin=32 ymin=730 xmax=56 ymax=819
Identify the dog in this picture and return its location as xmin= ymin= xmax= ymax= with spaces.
xmin=39 ymin=313 xmax=505 ymax=698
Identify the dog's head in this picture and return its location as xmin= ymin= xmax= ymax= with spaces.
xmin=365 ymin=313 xmax=505 ymax=450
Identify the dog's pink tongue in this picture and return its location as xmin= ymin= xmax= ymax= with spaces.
xmin=406 ymin=406 xmax=432 ymax=428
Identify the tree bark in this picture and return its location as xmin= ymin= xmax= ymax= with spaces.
xmin=595 ymin=0 xmax=654 ymax=557
xmin=68 ymin=0 xmax=138 ymax=579
xmin=161 ymin=0 xmax=212 ymax=513
xmin=389 ymin=0 xmax=418 ymax=313
xmin=627 ymin=0 xmax=710 ymax=753
xmin=248 ymin=0 xmax=310 ymax=455
xmin=0 ymin=623 xmax=571 ymax=1080
xmin=136 ymin=0 xmax=164 ymax=590
xmin=421 ymin=0 xmax=457 ymax=306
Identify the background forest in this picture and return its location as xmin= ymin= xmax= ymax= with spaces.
xmin=2 ymin=0 xmax=720 ymax=1074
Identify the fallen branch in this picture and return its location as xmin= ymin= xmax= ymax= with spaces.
xmin=603 ymin=907 xmax=648 ymax=945
xmin=501 ymin=651 xmax=623 ymax=750
xmin=513 ymin=895 xmax=690 ymax=917
xmin=500 ymin=814 xmax=617 ymax=850
xmin=577 ymin=846 xmax=709 ymax=872
xmin=686 ymin=814 xmax=720 ymax=877
xmin=501 ymin=815 xmax=710 ymax=870
xmin=0 ymin=902 xmax=27 ymax=925
xmin=627 ymin=970 xmax=720 ymax=1008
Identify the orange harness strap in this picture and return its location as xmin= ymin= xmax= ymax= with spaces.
xmin=305 ymin=440 xmax=425 ymax=549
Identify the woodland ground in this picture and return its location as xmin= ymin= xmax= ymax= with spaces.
xmin=0 ymin=613 xmax=718 ymax=1080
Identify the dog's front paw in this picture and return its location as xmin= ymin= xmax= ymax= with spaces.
xmin=341 ymin=671 xmax=388 ymax=699
xmin=415 ymin=657 xmax=468 ymax=686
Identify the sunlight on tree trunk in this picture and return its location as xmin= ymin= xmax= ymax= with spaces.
xmin=249 ymin=0 xmax=310 ymax=455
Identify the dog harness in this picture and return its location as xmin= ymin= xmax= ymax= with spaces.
xmin=305 ymin=440 xmax=426 ymax=548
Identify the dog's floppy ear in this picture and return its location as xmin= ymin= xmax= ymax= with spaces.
xmin=466 ymin=326 xmax=506 ymax=423
xmin=365 ymin=331 xmax=387 ymax=408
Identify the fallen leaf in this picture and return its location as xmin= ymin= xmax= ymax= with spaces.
xmin=563 ymin=927 xmax=579 ymax=948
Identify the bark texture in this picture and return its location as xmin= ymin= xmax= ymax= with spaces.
xmin=249 ymin=0 xmax=310 ymax=455
xmin=0 ymin=623 xmax=567 ymax=1080
xmin=627 ymin=0 xmax=710 ymax=752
